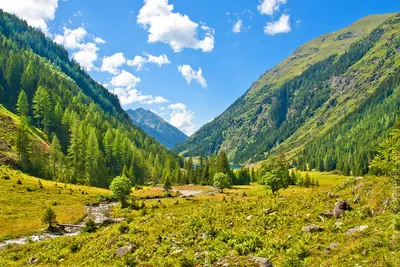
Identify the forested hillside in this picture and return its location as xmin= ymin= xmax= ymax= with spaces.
xmin=0 ymin=10 xmax=181 ymax=188
xmin=174 ymin=13 xmax=400 ymax=176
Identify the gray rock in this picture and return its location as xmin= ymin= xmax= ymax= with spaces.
xmin=333 ymin=200 xmax=352 ymax=218
xmin=324 ymin=242 xmax=339 ymax=254
xmin=247 ymin=215 xmax=253 ymax=221
xmin=302 ymin=224 xmax=323 ymax=233
xmin=171 ymin=248 xmax=183 ymax=255
xmin=327 ymin=192 xmax=339 ymax=198
xmin=346 ymin=225 xmax=368 ymax=235
xmin=250 ymin=256 xmax=274 ymax=267
xmin=115 ymin=244 xmax=133 ymax=257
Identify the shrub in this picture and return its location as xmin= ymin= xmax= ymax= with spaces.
xmin=83 ymin=219 xmax=97 ymax=233
xmin=118 ymin=222 xmax=130 ymax=234
xmin=42 ymin=207 xmax=57 ymax=228
xmin=17 ymin=179 xmax=22 ymax=185
xmin=1 ymin=175 xmax=10 ymax=180
xmin=110 ymin=175 xmax=132 ymax=208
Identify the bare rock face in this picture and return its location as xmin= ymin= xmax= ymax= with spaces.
xmin=333 ymin=200 xmax=352 ymax=218
xmin=302 ymin=224 xmax=323 ymax=233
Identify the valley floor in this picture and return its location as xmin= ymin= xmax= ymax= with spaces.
xmin=0 ymin=168 xmax=399 ymax=266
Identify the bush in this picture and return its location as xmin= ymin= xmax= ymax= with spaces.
xmin=118 ymin=222 xmax=130 ymax=234
xmin=17 ymin=179 xmax=22 ymax=185
xmin=1 ymin=175 xmax=10 ymax=180
xmin=110 ymin=175 xmax=132 ymax=208
xmin=42 ymin=207 xmax=57 ymax=228
xmin=83 ymin=219 xmax=97 ymax=233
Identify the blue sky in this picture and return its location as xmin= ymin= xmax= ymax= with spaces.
xmin=1 ymin=0 xmax=399 ymax=135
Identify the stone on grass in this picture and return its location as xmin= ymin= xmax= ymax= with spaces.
xmin=250 ymin=256 xmax=274 ymax=267
xmin=247 ymin=215 xmax=253 ymax=221
xmin=333 ymin=200 xmax=352 ymax=218
xmin=346 ymin=225 xmax=368 ymax=235
xmin=302 ymin=224 xmax=323 ymax=233
xmin=115 ymin=244 xmax=133 ymax=257
xmin=324 ymin=242 xmax=339 ymax=254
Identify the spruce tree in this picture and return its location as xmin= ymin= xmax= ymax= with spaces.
xmin=16 ymin=90 xmax=29 ymax=117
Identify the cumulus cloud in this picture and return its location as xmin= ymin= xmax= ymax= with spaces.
xmin=110 ymin=70 xmax=141 ymax=88
xmin=232 ymin=19 xmax=243 ymax=33
xmin=94 ymin=37 xmax=106 ymax=44
xmin=257 ymin=0 xmax=286 ymax=16
xmin=127 ymin=53 xmax=171 ymax=71
xmin=264 ymin=14 xmax=291 ymax=35
xmin=101 ymin=52 xmax=126 ymax=74
xmin=54 ymin=27 xmax=105 ymax=71
xmin=168 ymin=103 xmax=195 ymax=135
xmin=178 ymin=65 xmax=207 ymax=88
xmin=137 ymin=0 xmax=215 ymax=53
xmin=0 ymin=0 xmax=58 ymax=35
xmin=112 ymin=88 xmax=169 ymax=105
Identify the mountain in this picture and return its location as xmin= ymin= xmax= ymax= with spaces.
xmin=0 ymin=10 xmax=181 ymax=187
xmin=174 ymin=13 xmax=400 ymax=175
xmin=126 ymin=108 xmax=187 ymax=149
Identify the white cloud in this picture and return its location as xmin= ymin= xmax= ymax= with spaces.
xmin=232 ymin=19 xmax=243 ymax=33
xmin=257 ymin=0 xmax=286 ymax=16
xmin=101 ymin=53 xmax=126 ymax=74
xmin=168 ymin=103 xmax=195 ymax=135
xmin=54 ymin=27 xmax=104 ymax=71
xmin=0 ymin=0 xmax=58 ymax=35
xmin=178 ymin=65 xmax=207 ymax=88
xmin=112 ymin=87 xmax=168 ymax=105
xmin=94 ymin=37 xmax=106 ymax=44
xmin=137 ymin=0 xmax=215 ymax=53
xmin=110 ymin=70 xmax=141 ymax=88
xmin=127 ymin=53 xmax=171 ymax=71
xmin=264 ymin=14 xmax=291 ymax=35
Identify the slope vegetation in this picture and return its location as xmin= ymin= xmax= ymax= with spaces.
xmin=175 ymin=13 xmax=400 ymax=176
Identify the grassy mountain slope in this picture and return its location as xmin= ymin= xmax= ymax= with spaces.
xmin=127 ymin=108 xmax=188 ymax=149
xmin=1 ymin=173 xmax=398 ymax=266
xmin=174 ymin=13 xmax=400 ymax=175
xmin=0 ymin=11 xmax=181 ymax=186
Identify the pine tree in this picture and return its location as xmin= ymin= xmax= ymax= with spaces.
xmin=67 ymin=120 xmax=84 ymax=184
xmin=85 ymin=129 xmax=102 ymax=186
xmin=16 ymin=90 xmax=29 ymax=117
xmin=32 ymin=86 xmax=52 ymax=130
xmin=49 ymin=135 xmax=63 ymax=180
xmin=16 ymin=115 xmax=31 ymax=170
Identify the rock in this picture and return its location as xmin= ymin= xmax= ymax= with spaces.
xmin=228 ymin=222 xmax=234 ymax=227
xmin=333 ymin=200 xmax=352 ymax=218
xmin=115 ymin=244 xmax=133 ymax=257
xmin=324 ymin=242 xmax=339 ymax=254
xmin=246 ymin=215 xmax=253 ymax=221
xmin=346 ymin=225 xmax=368 ymax=235
xmin=355 ymin=177 xmax=364 ymax=181
xmin=195 ymin=251 xmax=203 ymax=259
xmin=27 ymin=257 xmax=38 ymax=265
xmin=302 ymin=224 xmax=323 ymax=233
xmin=250 ymin=256 xmax=274 ymax=267
xmin=171 ymin=248 xmax=183 ymax=255
xmin=103 ymin=218 xmax=126 ymax=225
xmin=353 ymin=194 xmax=360 ymax=203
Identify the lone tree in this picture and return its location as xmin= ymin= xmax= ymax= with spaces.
xmin=263 ymin=172 xmax=288 ymax=194
xmin=42 ymin=207 xmax=57 ymax=230
xmin=213 ymin=172 xmax=232 ymax=193
xmin=163 ymin=176 xmax=172 ymax=193
xmin=110 ymin=175 xmax=132 ymax=208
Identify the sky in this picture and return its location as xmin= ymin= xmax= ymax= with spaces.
xmin=0 ymin=0 xmax=399 ymax=136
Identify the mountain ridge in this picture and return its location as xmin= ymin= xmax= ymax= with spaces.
xmin=126 ymin=108 xmax=188 ymax=149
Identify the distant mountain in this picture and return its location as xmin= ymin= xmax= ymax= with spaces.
xmin=127 ymin=108 xmax=188 ymax=149
xmin=174 ymin=13 xmax=400 ymax=176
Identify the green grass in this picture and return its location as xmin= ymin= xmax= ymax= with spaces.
xmin=0 ymin=166 xmax=111 ymax=241
xmin=0 ymin=172 xmax=398 ymax=266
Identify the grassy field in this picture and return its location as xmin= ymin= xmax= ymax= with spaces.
xmin=0 ymin=170 xmax=398 ymax=266
xmin=0 ymin=166 xmax=111 ymax=241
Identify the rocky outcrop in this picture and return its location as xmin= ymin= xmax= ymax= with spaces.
xmin=333 ymin=200 xmax=352 ymax=218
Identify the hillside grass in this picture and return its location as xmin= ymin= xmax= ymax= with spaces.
xmin=1 ymin=171 xmax=398 ymax=266
xmin=0 ymin=166 xmax=111 ymax=241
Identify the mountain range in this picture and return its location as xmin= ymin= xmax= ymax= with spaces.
xmin=174 ymin=12 xmax=400 ymax=175
xmin=126 ymin=108 xmax=187 ymax=149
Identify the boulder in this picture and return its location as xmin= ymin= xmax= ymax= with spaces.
xmin=346 ymin=225 xmax=368 ymax=235
xmin=115 ymin=244 xmax=133 ymax=257
xmin=324 ymin=242 xmax=339 ymax=254
xmin=333 ymin=200 xmax=352 ymax=218
xmin=302 ymin=224 xmax=323 ymax=233
xmin=250 ymin=256 xmax=274 ymax=267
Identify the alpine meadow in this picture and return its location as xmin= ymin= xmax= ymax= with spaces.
xmin=0 ymin=1 xmax=399 ymax=266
